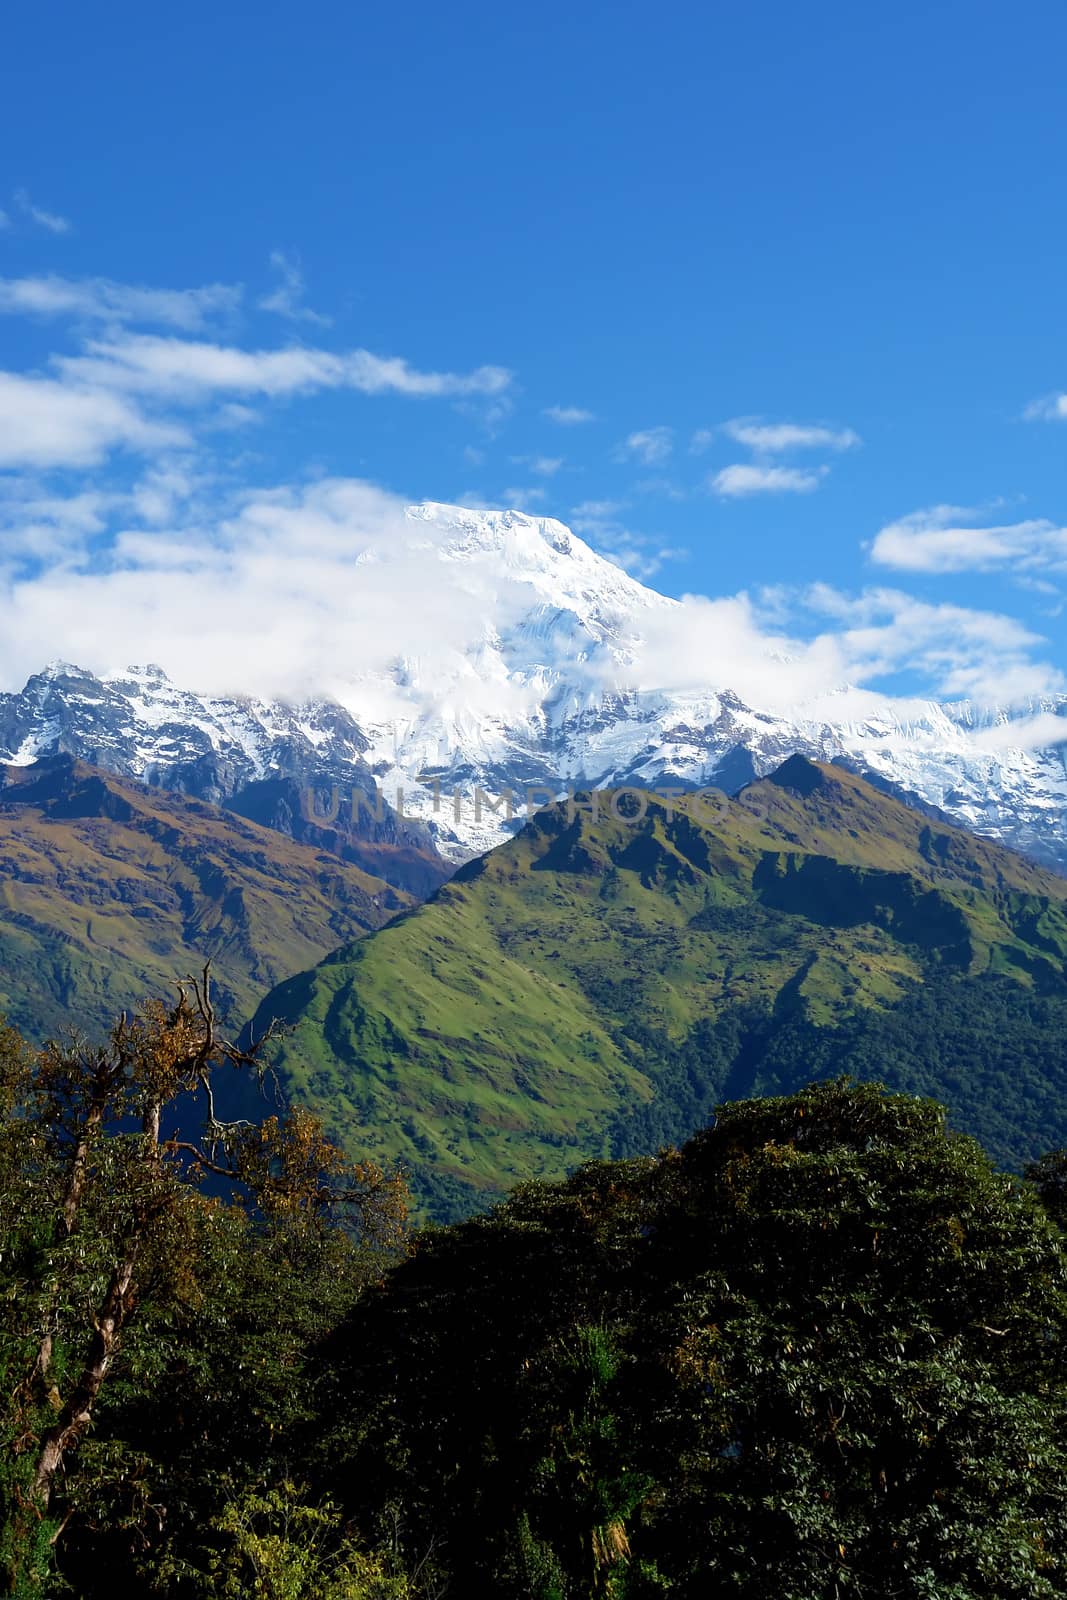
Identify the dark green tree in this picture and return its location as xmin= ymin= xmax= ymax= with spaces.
xmin=632 ymin=1081 xmax=1067 ymax=1597
xmin=1027 ymin=1148 xmax=1067 ymax=1233
xmin=322 ymin=1081 xmax=1067 ymax=1598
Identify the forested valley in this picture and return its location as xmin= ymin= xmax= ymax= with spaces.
xmin=3 ymin=988 xmax=1067 ymax=1599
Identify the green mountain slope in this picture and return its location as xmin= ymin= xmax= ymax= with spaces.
xmin=250 ymin=757 xmax=1067 ymax=1218
xmin=0 ymin=756 xmax=411 ymax=1041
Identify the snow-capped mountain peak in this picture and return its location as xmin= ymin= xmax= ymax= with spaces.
xmin=1 ymin=503 xmax=1066 ymax=876
xmin=400 ymin=502 xmax=670 ymax=634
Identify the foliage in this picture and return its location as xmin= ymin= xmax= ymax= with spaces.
xmin=0 ymin=987 xmax=408 ymax=1597
xmin=609 ymin=976 xmax=1067 ymax=1171
xmin=4 ymin=974 xmax=1067 ymax=1595
xmin=196 ymin=1483 xmax=410 ymax=1600
xmin=320 ymin=1081 xmax=1067 ymax=1597
xmin=1025 ymin=1148 xmax=1067 ymax=1232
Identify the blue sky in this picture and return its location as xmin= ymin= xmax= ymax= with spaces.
xmin=2 ymin=0 xmax=1066 ymax=710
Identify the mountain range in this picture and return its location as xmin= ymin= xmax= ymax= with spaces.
xmin=0 ymin=741 xmax=1065 ymax=1222
xmin=248 ymin=756 xmax=1067 ymax=1219
xmin=3 ymin=504 xmax=1067 ymax=1221
xmin=0 ymin=504 xmax=1065 ymax=876
xmin=0 ymin=756 xmax=410 ymax=1042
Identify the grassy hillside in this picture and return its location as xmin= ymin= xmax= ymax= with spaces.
xmin=0 ymin=756 xmax=411 ymax=1041
xmin=250 ymin=756 xmax=1067 ymax=1217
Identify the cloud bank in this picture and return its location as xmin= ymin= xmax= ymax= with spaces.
xmin=0 ymin=275 xmax=514 ymax=472
xmin=0 ymin=267 xmax=1061 ymax=731
xmin=0 ymin=468 xmax=1059 ymax=724
xmin=871 ymin=506 xmax=1067 ymax=576
xmin=610 ymin=582 xmax=1061 ymax=714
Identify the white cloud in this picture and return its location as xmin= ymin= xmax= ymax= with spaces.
xmin=722 ymin=418 xmax=861 ymax=453
xmin=566 ymin=498 xmax=682 ymax=580
xmin=971 ymin=711 xmax=1067 ymax=753
xmin=257 ymin=251 xmax=330 ymax=326
xmin=689 ymin=428 xmax=716 ymax=454
xmin=607 ymin=542 xmax=687 ymax=580
xmin=511 ymin=454 xmax=563 ymax=476
xmin=0 ymin=479 xmax=583 ymax=718
xmin=543 ymin=404 xmax=595 ymax=425
xmin=14 ymin=189 xmax=71 ymax=235
xmin=500 ymin=485 xmax=547 ymax=511
xmin=0 ymin=285 xmax=512 ymax=472
xmin=0 ymin=264 xmax=1057 ymax=729
xmin=0 ymin=274 xmax=242 ymax=330
xmin=127 ymin=461 xmax=206 ymax=525
xmin=711 ymin=463 xmax=827 ymax=497
xmin=609 ymin=591 xmax=844 ymax=708
xmin=800 ymin=583 xmax=1059 ymax=703
xmin=0 ymin=474 xmax=1059 ymax=723
xmin=0 ymin=481 xmax=117 ymax=567
xmin=567 ymin=502 xmax=625 ymax=543
xmin=611 ymin=582 xmax=1062 ymax=714
xmin=0 ymin=268 xmax=512 ymax=476
xmin=871 ymin=506 xmax=1067 ymax=576
xmin=211 ymin=401 xmax=260 ymax=430
xmin=618 ymin=427 xmax=672 ymax=465
xmin=472 ymin=394 xmax=515 ymax=437
xmin=0 ymin=372 xmax=187 ymax=468
xmin=570 ymin=499 xmax=624 ymax=521
xmin=56 ymin=334 xmax=512 ymax=402
xmin=1024 ymin=394 xmax=1067 ymax=422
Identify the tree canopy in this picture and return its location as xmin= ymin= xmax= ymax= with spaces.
xmin=3 ymin=987 xmax=1067 ymax=1598
xmin=319 ymin=1081 xmax=1067 ymax=1598
xmin=0 ymin=981 xmax=408 ymax=1597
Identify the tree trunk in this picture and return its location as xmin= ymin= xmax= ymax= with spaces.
xmin=33 ymin=1248 xmax=139 ymax=1504
xmin=33 ymin=1097 xmax=160 ymax=1507
xmin=34 ymin=1080 xmax=109 ymax=1390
